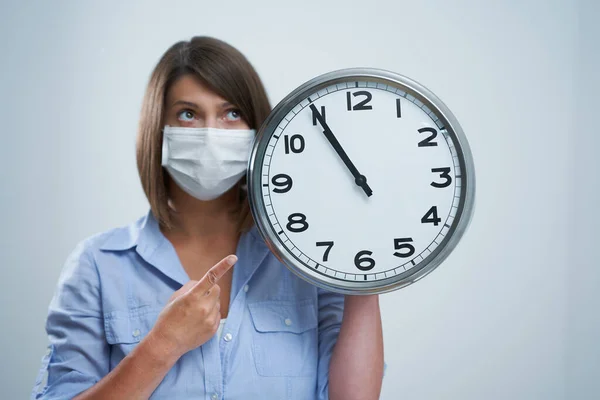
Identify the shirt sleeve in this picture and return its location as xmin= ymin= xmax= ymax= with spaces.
xmin=315 ymin=287 xmax=345 ymax=400
xmin=31 ymin=240 xmax=109 ymax=399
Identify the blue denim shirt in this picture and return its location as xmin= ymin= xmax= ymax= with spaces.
xmin=32 ymin=210 xmax=347 ymax=399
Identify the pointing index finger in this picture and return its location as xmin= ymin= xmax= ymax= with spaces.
xmin=192 ymin=255 xmax=237 ymax=294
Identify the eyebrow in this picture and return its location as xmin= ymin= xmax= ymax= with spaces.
xmin=170 ymin=100 xmax=198 ymax=109
xmin=170 ymin=100 xmax=236 ymax=109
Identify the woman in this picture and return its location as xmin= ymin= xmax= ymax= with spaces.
xmin=32 ymin=36 xmax=385 ymax=400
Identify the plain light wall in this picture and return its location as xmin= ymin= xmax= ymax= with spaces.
xmin=0 ymin=0 xmax=592 ymax=399
xmin=567 ymin=0 xmax=600 ymax=398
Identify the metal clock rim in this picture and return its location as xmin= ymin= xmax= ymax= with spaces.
xmin=247 ymin=67 xmax=476 ymax=295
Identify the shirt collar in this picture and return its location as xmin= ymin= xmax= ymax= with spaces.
xmin=98 ymin=210 xmax=188 ymax=284
xmin=98 ymin=212 xmax=147 ymax=252
xmin=99 ymin=209 xmax=270 ymax=288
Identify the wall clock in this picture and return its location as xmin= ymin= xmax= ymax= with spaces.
xmin=247 ymin=68 xmax=475 ymax=294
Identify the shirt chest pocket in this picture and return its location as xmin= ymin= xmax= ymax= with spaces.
xmin=248 ymin=299 xmax=318 ymax=377
xmin=104 ymin=307 xmax=198 ymax=399
xmin=104 ymin=307 xmax=162 ymax=356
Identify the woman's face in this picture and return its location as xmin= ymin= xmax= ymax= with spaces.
xmin=163 ymin=74 xmax=250 ymax=130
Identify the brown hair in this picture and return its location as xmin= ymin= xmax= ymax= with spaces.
xmin=136 ymin=36 xmax=271 ymax=232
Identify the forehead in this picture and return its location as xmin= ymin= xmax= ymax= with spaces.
xmin=165 ymin=74 xmax=228 ymax=107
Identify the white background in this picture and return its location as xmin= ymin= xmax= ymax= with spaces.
xmin=0 ymin=1 xmax=597 ymax=399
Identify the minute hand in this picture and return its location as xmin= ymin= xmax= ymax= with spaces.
xmin=309 ymin=104 xmax=373 ymax=197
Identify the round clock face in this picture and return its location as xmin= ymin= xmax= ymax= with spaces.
xmin=248 ymin=68 xmax=475 ymax=294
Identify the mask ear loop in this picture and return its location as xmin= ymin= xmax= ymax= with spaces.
xmin=162 ymin=126 xmax=174 ymax=213
xmin=167 ymin=198 xmax=178 ymax=212
xmin=240 ymin=133 xmax=255 ymax=194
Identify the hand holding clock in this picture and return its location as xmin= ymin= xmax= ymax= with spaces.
xmin=309 ymin=104 xmax=373 ymax=197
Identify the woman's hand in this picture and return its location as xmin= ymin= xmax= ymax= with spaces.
xmin=149 ymin=254 xmax=237 ymax=360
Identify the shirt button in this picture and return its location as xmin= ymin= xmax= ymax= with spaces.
xmin=223 ymin=333 xmax=233 ymax=342
xmin=132 ymin=329 xmax=141 ymax=338
xmin=211 ymin=394 xmax=218 ymax=400
xmin=243 ymin=285 xmax=249 ymax=293
xmin=284 ymin=318 xmax=292 ymax=326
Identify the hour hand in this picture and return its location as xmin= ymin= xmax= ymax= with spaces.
xmin=309 ymin=104 xmax=372 ymax=197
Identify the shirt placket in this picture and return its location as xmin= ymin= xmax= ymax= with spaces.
xmin=218 ymin=281 xmax=249 ymax=389
xmin=202 ymin=336 xmax=223 ymax=400
xmin=218 ymin=231 xmax=269 ymax=398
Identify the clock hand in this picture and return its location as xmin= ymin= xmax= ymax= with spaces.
xmin=309 ymin=104 xmax=373 ymax=197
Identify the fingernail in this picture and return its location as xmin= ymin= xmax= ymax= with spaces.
xmin=227 ymin=255 xmax=238 ymax=266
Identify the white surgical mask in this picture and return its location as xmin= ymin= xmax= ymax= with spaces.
xmin=161 ymin=125 xmax=255 ymax=201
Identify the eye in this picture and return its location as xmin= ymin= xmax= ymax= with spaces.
xmin=177 ymin=110 xmax=195 ymax=122
xmin=225 ymin=109 xmax=242 ymax=122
